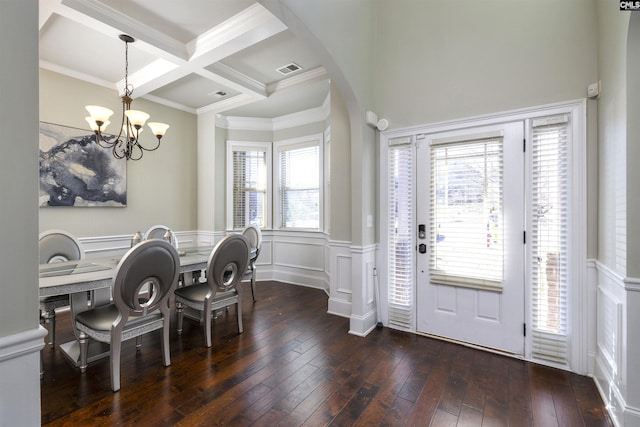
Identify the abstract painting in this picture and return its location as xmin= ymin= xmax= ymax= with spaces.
xmin=39 ymin=122 xmax=127 ymax=207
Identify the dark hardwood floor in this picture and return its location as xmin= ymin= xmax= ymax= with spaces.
xmin=41 ymin=281 xmax=612 ymax=426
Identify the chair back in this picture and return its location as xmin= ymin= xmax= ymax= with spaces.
xmin=112 ymin=239 xmax=179 ymax=319
xmin=242 ymin=225 xmax=262 ymax=259
xmin=39 ymin=230 xmax=84 ymax=263
xmin=207 ymin=234 xmax=250 ymax=293
xmin=144 ymin=224 xmax=179 ymax=249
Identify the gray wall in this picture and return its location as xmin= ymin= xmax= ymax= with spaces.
xmin=1 ymin=0 xmax=39 ymax=338
xmin=329 ymin=84 xmax=352 ymax=242
xmin=371 ymin=0 xmax=599 ymax=257
xmin=626 ymin=12 xmax=640 ymax=279
xmin=375 ymin=0 xmax=598 ymax=127
xmin=39 ymin=69 xmax=198 ymax=238
xmin=596 ymin=2 xmax=630 ymax=276
xmin=0 ymin=2 xmax=42 ymax=424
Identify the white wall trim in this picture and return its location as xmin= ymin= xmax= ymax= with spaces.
xmin=79 ymin=230 xmax=203 ymax=257
xmin=349 ymin=243 xmax=378 ymax=336
xmin=592 ymin=260 xmax=640 ymax=426
xmin=0 ymin=326 xmax=46 ymax=363
xmin=623 ymin=275 xmax=640 ymax=292
xmin=0 ymin=326 xmax=47 ymax=426
xmin=218 ymin=103 xmax=330 ymax=132
xmin=328 ymin=239 xmax=353 ymax=317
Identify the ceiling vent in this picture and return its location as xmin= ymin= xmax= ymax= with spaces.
xmin=276 ymin=62 xmax=302 ymax=76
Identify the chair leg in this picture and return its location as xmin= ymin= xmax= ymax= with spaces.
xmin=110 ymin=338 xmax=122 ymax=392
xmin=41 ymin=310 xmax=56 ymax=348
xmin=251 ymin=268 xmax=257 ymax=302
xmin=176 ymin=302 xmax=184 ymax=335
xmin=49 ymin=312 xmax=56 ymax=347
xmin=78 ymin=332 xmax=89 ymax=373
xmin=237 ymin=297 xmax=243 ymax=334
xmin=204 ymin=305 xmax=212 ymax=348
xmin=161 ymin=319 xmax=171 ymax=367
xmin=135 ymin=336 xmax=142 ymax=350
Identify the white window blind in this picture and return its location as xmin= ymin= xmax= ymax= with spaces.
xmin=387 ymin=140 xmax=414 ymax=329
xmin=429 ymin=137 xmax=504 ymax=291
xmin=232 ymin=149 xmax=267 ymax=229
xmin=530 ymin=115 xmax=569 ymax=364
xmin=278 ymin=142 xmax=320 ymax=229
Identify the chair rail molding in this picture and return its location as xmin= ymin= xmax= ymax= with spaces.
xmin=0 ymin=326 xmax=47 ymax=426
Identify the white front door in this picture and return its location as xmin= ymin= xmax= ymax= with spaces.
xmin=415 ymin=122 xmax=525 ymax=355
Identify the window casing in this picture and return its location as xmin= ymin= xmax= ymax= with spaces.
xmin=387 ymin=137 xmax=414 ymax=329
xmin=274 ymin=135 xmax=324 ymax=230
xmin=529 ymin=114 xmax=570 ymax=364
xmin=226 ymin=134 xmax=324 ymax=231
xmin=226 ymin=141 xmax=272 ymax=230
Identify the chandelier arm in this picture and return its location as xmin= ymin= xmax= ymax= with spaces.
xmin=130 ymin=142 xmax=144 ymax=161
xmin=93 ymin=132 xmax=113 ymax=149
xmin=137 ymin=136 xmax=161 ymax=152
xmin=111 ymin=139 xmax=127 ymax=160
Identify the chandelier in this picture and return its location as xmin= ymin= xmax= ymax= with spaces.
xmin=85 ymin=34 xmax=169 ymax=161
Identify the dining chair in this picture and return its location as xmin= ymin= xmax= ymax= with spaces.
xmin=74 ymin=239 xmax=180 ymax=392
xmin=242 ymin=225 xmax=263 ymax=302
xmin=39 ymin=230 xmax=85 ymax=348
xmin=143 ymin=224 xmax=178 ymax=248
xmin=174 ymin=234 xmax=250 ymax=348
xmin=143 ymin=224 xmax=193 ymax=286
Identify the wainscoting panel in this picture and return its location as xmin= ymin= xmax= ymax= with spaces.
xmin=273 ymin=240 xmax=325 ymax=271
xmin=597 ymin=286 xmax=622 ymax=384
xmin=328 ymin=241 xmax=353 ymax=318
xmin=593 ymin=261 xmax=640 ymax=427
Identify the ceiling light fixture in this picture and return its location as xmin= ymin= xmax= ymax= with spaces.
xmin=85 ymin=34 xmax=169 ymax=161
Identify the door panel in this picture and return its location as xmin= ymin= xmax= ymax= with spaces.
xmin=416 ymin=121 xmax=524 ymax=355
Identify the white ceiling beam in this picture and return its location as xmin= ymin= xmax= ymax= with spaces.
xmin=58 ymin=0 xmax=286 ymax=108
xmin=60 ymin=0 xmax=187 ymax=60
xmin=39 ymin=0 xmax=62 ymax=30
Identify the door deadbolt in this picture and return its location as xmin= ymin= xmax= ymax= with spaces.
xmin=419 ymin=243 xmax=427 ymax=254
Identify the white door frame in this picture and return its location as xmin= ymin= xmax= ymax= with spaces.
xmin=378 ymin=99 xmax=587 ymax=373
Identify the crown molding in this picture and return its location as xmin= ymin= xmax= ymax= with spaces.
xmin=219 ymin=103 xmax=330 ymax=132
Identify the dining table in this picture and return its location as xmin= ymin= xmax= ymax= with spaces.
xmin=39 ymin=246 xmax=217 ymax=368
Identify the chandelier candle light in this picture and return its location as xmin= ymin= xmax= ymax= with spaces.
xmin=85 ymin=34 xmax=169 ymax=161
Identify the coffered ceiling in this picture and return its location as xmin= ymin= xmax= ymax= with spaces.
xmin=39 ymin=0 xmax=330 ymax=118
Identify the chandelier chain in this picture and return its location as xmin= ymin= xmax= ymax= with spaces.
xmin=124 ymin=39 xmax=132 ymax=97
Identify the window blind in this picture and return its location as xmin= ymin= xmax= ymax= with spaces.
xmin=429 ymin=138 xmax=504 ymax=291
xmin=387 ymin=141 xmax=414 ymax=329
xmin=278 ymin=144 xmax=320 ymax=229
xmin=232 ymin=149 xmax=267 ymax=229
xmin=530 ymin=115 xmax=569 ymax=364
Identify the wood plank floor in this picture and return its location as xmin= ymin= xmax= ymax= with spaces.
xmin=41 ymin=281 xmax=613 ymax=426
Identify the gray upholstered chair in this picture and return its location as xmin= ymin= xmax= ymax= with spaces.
xmin=39 ymin=230 xmax=85 ymax=348
xmin=143 ymin=224 xmax=178 ymax=248
xmin=174 ymin=234 xmax=250 ymax=348
xmin=74 ymin=239 xmax=179 ymax=392
xmin=242 ymin=225 xmax=263 ymax=302
xmin=143 ymin=224 xmax=192 ymax=286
